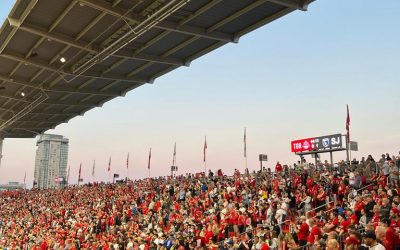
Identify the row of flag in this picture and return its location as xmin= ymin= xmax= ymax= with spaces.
xmin=70 ymin=105 xmax=351 ymax=183
xmin=27 ymin=105 xmax=351 ymax=185
xmin=68 ymin=129 xmax=248 ymax=183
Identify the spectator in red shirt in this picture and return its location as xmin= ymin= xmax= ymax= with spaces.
xmin=343 ymin=236 xmax=360 ymax=250
xmin=275 ymin=162 xmax=283 ymax=173
xmin=293 ymin=216 xmax=309 ymax=246
xmin=337 ymin=214 xmax=351 ymax=235
xmin=380 ymin=218 xmax=400 ymax=250
xmin=307 ymin=218 xmax=322 ymax=244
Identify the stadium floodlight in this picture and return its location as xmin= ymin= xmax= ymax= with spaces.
xmin=20 ymin=91 xmax=25 ymax=97
xmin=60 ymin=57 xmax=66 ymax=63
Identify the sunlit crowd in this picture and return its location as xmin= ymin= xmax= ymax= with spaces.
xmin=1 ymin=153 xmax=400 ymax=250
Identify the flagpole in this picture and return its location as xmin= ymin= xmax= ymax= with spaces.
xmin=108 ymin=157 xmax=111 ymax=184
xmin=203 ymin=136 xmax=207 ymax=175
xmin=78 ymin=163 xmax=82 ymax=187
xmin=172 ymin=142 xmax=176 ymax=177
xmin=244 ymin=127 xmax=247 ymax=173
xmin=127 ymin=153 xmax=129 ymax=181
xmin=346 ymin=104 xmax=351 ymax=164
xmin=349 ymin=141 xmax=352 ymax=163
xmin=92 ymin=160 xmax=95 ymax=183
xmin=245 ymin=156 xmax=248 ymax=173
xmin=148 ymin=148 xmax=151 ymax=179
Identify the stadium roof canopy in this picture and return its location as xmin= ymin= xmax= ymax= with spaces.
xmin=0 ymin=0 xmax=314 ymax=138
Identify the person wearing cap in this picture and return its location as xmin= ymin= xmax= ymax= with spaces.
xmin=363 ymin=231 xmax=385 ymax=250
xmin=390 ymin=207 xmax=400 ymax=229
xmin=344 ymin=235 xmax=360 ymax=250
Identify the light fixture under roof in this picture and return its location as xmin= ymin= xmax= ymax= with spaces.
xmin=60 ymin=57 xmax=66 ymax=63
xmin=20 ymin=91 xmax=25 ymax=97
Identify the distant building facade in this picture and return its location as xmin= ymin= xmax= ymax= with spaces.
xmin=34 ymin=134 xmax=68 ymax=189
xmin=0 ymin=182 xmax=25 ymax=191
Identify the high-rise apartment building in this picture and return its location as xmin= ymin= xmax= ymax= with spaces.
xmin=34 ymin=134 xmax=68 ymax=189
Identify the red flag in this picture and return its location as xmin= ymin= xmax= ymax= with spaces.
xmin=244 ymin=127 xmax=247 ymax=158
xmin=346 ymin=104 xmax=350 ymax=143
xmin=126 ymin=153 xmax=129 ymax=169
xmin=108 ymin=157 xmax=111 ymax=172
xmin=148 ymin=148 xmax=151 ymax=170
xmin=203 ymin=137 xmax=207 ymax=162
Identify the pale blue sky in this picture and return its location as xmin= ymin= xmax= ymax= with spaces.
xmin=0 ymin=0 xmax=399 ymax=186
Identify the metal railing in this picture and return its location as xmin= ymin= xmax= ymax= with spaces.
xmin=70 ymin=0 xmax=190 ymax=81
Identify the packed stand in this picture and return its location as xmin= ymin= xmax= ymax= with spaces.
xmin=1 ymin=153 xmax=400 ymax=250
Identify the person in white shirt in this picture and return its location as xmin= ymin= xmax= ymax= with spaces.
xmin=349 ymin=171 xmax=355 ymax=187
xmin=363 ymin=231 xmax=386 ymax=250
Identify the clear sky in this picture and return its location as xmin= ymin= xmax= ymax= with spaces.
xmin=0 ymin=0 xmax=399 ymax=187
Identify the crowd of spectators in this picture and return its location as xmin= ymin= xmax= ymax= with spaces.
xmin=1 ymin=152 xmax=400 ymax=250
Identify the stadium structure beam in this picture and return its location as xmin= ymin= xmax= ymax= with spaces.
xmin=99 ymin=80 xmax=119 ymax=91
xmin=78 ymin=0 xmax=236 ymax=42
xmin=31 ymin=0 xmax=125 ymax=86
xmin=7 ymin=4 xmax=72 ymax=77
xmin=2 ymin=0 xmax=43 ymax=105
xmin=125 ymin=37 xmax=196 ymax=77
xmin=0 ymin=0 xmax=38 ymax=54
xmin=65 ymin=106 xmax=91 ymax=116
xmin=126 ymin=0 xmax=264 ymax=77
xmin=6 ymin=125 xmax=58 ymax=130
xmin=0 ymin=74 xmax=121 ymax=97
xmin=0 ymin=117 xmax=62 ymax=123
xmin=0 ymin=133 xmax=36 ymax=138
xmin=185 ymin=41 xmax=226 ymax=68
xmin=0 ymin=106 xmax=78 ymax=116
xmin=234 ymin=7 xmax=294 ymax=39
xmin=179 ymin=0 xmax=224 ymax=26
xmin=267 ymin=0 xmax=309 ymax=10
xmin=0 ymin=92 xmax=98 ymax=108
xmin=7 ymin=21 xmax=186 ymax=67
xmin=101 ymin=0 xmax=224 ymax=80
xmin=207 ymin=0 xmax=269 ymax=33
xmin=0 ymin=52 xmax=148 ymax=84
xmin=123 ymin=0 xmax=225 ymax=77
xmin=7 ymin=1 xmax=79 ymax=101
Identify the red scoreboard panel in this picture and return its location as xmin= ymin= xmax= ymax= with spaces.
xmin=291 ymin=138 xmax=316 ymax=153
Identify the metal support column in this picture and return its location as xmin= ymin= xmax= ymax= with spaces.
xmin=314 ymin=153 xmax=318 ymax=167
